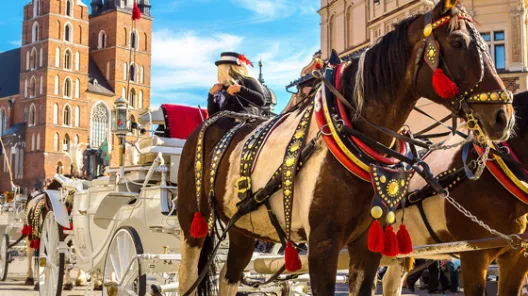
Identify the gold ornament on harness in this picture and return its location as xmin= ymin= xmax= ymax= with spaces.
xmin=371 ymin=206 xmax=383 ymax=219
xmin=386 ymin=211 xmax=396 ymax=224
xmin=423 ymin=24 xmax=433 ymax=37
xmin=387 ymin=180 xmax=400 ymax=197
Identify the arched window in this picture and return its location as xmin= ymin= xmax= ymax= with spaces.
xmin=122 ymin=88 xmax=126 ymax=99
xmin=33 ymin=0 xmax=40 ymax=18
xmin=31 ymin=48 xmax=38 ymax=69
xmin=30 ymin=76 xmax=37 ymax=98
xmin=144 ymin=33 xmax=148 ymax=51
xmin=139 ymin=90 xmax=143 ymax=109
xmin=36 ymin=133 xmax=40 ymax=151
xmin=329 ymin=15 xmax=336 ymax=52
xmin=0 ymin=108 xmax=6 ymax=135
xmin=64 ymin=49 xmax=72 ymax=70
xmin=75 ymin=78 xmax=80 ymax=98
xmin=63 ymin=134 xmax=70 ymax=152
xmin=40 ymin=76 xmax=43 ymax=95
xmin=57 ymin=20 xmax=61 ymax=39
xmin=56 ymin=161 xmax=63 ymax=174
xmin=140 ymin=66 xmax=144 ymax=84
xmin=98 ymin=31 xmax=107 ymax=49
xmin=106 ymin=62 xmax=110 ymax=80
xmin=64 ymin=23 xmax=72 ymax=42
xmin=90 ymin=103 xmax=109 ymax=148
xmin=131 ymin=30 xmax=138 ymax=49
xmin=75 ymin=51 xmax=80 ymax=71
xmin=54 ymin=75 xmax=59 ymax=95
xmin=31 ymin=133 xmax=35 ymax=151
xmin=75 ymin=106 xmax=80 ymax=127
xmin=64 ymin=78 xmax=72 ymax=98
xmin=28 ymin=104 xmax=37 ymax=126
xmin=129 ymin=63 xmax=136 ymax=82
xmin=124 ymin=28 xmax=128 ymax=46
xmin=74 ymin=134 xmax=79 ymax=145
xmin=54 ymin=133 xmax=60 ymax=151
xmin=123 ymin=63 xmax=127 ymax=80
xmin=66 ymin=0 xmax=72 ymax=17
xmin=130 ymin=89 xmax=136 ymax=108
xmin=32 ymin=22 xmax=39 ymax=43
xmin=26 ymin=51 xmax=30 ymax=70
xmin=55 ymin=47 xmax=60 ymax=67
xmin=39 ymin=48 xmax=43 ymax=67
xmin=79 ymin=25 xmax=82 ymax=44
xmin=24 ymin=79 xmax=28 ymax=98
xmin=63 ymin=105 xmax=71 ymax=126
xmin=53 ymin=103 xmax=59 ymax=124
xmin=347 ymin=6 xmax=353 ymax=48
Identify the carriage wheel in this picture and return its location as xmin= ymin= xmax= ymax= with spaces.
xmin=0 ymin=234 xmax=8 ymax=281
xmin=103 ymin=226 xmax=146 ymax=296
xmin=39 ymin=211 xmax=65 ymax=296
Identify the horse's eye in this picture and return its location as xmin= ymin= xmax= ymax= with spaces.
xmin=451 ymin=40 xmax=463 ymax=49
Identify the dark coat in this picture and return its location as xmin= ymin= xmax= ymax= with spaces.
xmin=207 ymin=77 xmax=266 ymax=115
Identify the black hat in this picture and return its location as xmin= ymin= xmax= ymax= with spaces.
xmin=215 ymin=52 xmax=254 ymax=67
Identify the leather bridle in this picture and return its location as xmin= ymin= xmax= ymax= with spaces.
xmin=413 ymin=10 xmax=513 ymax=144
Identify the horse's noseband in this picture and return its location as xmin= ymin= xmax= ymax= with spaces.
xmin=414 ymin=11 xmax=513 ymax=143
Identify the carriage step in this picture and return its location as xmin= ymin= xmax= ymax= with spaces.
xmin=148 ymin=226 xmax=180 ymax=235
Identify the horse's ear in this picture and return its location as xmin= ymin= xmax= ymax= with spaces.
xmin=441 ymin=0 xmax=458 ymax=12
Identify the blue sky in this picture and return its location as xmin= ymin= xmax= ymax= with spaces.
xmin=0 ymin=0 xmax=321 ymax=111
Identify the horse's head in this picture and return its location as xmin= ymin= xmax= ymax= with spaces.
xmin=413 ymin=0 xmax=514 ymax=143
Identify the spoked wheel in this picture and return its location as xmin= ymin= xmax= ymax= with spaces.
xmin=103 ymin=226 xmax=146 ymax=296
xmin=39 ymin=211 xmax=65 ymax=296
xmin=0 ymin=233 xmax=8 ymax=281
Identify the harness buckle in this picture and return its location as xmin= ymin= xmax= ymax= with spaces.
xmin=407 ymin=191 xmax=420 ymax=204
xmin=236 ymin=176 xmax=252 ymax=195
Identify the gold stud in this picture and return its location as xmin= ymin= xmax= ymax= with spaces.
xmin=386 ymin=211 xmax=396 ymax=224
xmin=380 ymin=176 xmax=387 ymax=183
xmin=501 ymin=92 xmax=509 ymax=100
xmin=480 ymin=93 xmax=488 ymax=101
xmin=401 ymin=179 xmax=405 ymax=187
xmin=424 ymin=24 xmax=433 ymax=37
xmin=428 ymin=49 xmax=435 ymax=58
xmin=371 ymin=206 xmax=383 ymax=219
xmin=388 ymin=181 xmax=399 ymax=196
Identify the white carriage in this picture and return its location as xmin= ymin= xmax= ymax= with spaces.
xmin=38 ymin=104 xmax=315 ymax=296
xmin=0 ymin=188 xmax=27 ymax=282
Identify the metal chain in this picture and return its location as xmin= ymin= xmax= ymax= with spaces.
xmin=470 ymin=144 xmax=490 ymax=180
xmin=429 ymin=136 xmax=473 ymax=151
xmin=441 ymin=190 xmax=523 ymax=249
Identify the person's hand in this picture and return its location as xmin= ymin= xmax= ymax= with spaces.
xmin=209 ymin=83 xmax=223 ymax=95
xmin=227 ymin=85 xmax=241 ymax=96
xmin=440 ymin=259 xmax=449 ymax=267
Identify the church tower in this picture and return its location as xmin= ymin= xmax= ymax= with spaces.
xmin=89 ymin=0 xmax=153 ymax=112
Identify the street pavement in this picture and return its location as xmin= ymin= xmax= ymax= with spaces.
xmin=0 ymin=257 xmax=496 ymax=295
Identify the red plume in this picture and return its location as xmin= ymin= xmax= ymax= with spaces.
xmin=132 ymin=2 xmax=142 ymax=21
xmin=432 ymin=68 xmax=459 ymax=99
xmin=238 ymin=55 xmax=254 ymax=67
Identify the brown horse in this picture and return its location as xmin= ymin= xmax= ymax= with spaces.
xmin=383 ymin=92 xmax=528 ymax=296
xmin=177 ymin=1 xmax=515 ymax=295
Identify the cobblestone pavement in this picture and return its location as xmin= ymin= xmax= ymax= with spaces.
xmin=1 ymin=257 xmax=497 ymax=295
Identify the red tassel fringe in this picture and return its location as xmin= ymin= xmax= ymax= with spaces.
xmin=382 ymin=225 xmax=399 ymax=257
xmin=368 ymin=220 xmax=385 ymax=253
xmin=397 ymin=224 xmax=413 ymax=254
xmin=284 ymin=242 xmax=302 ymax=272
xmin=21 ymin=225 xmax=32 ymax=236
xmin=190 ymin=212 xmax=208 ymax=238
xmin=30 ymin=239 xmax=40 ymax=249
xmin=432 ymin=68 xmax=459 ymax=99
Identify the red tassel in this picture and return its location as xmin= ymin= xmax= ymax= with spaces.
xmin=132 ymin=2 xmax=142 ymax=21
xmin=397 ymin=224 xmax=413 ymax=254
xmin=30 ymin=239 xmax=40 ymax=249
xmin=382 ymin=225 xmax=399 ymax=257
xmin=284 ymin=242 xmax=302 ymax=272
xmin=432 ymin=68 xmax=459 ymax=99
xmin=190 ymin=212 xmax=208 ymax=238
xmin=21 ymin=225 xmax=32 ymax=236
xmin=368 ymin=220 xmax=385 ymax=253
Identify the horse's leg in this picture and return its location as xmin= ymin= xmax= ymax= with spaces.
xmin=25 ymin=237 xmax=34 ymax=285
xmin=346 ymin=234 xmax=382 ymax=296
xmin=382 ymin=264 xmax=406 ymax=296
xmin=93 ymin=269 xmax=103 ymax=290
xmin=459 ymin=251 xmax=494 ymax=296
xmin=63 ymin=265 xmax=74 ymax=290
xmin=497 ymin=249 xmax=528 ymax=296
xmin=218 ymin=229 xmax=255 ymax=296
xmin=308 ymin=227 xmax=343 ymax=296
xmin=177 ymin=233 xmax=205 ymax=296
xmin=75 ymin=269 xmax=87 ymax=286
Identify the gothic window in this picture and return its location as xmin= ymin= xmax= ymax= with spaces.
xmin=63 ymin=105 xmax=71 ymax=126
xmin=56 ymin=161 xmax=63 ymax=174
xmin=54 ymin=133 xmax=60 ymax=151
xmin=124 ymin=28 xmax=128 ymax=46
xmin=24 ymin=79 xmax=28 ymax=98
xmin=129 ymin=64 xmax=136 ymax=82
xmin=122 ymin=88 xmax=126 ymax=99
xmin=40 ymin=76 xmax=43 ymax=95
xmin=31 ymin=48 xmax=38 ymax=69
xmin=32 ymin=22 xmax=39 ymax=43
xmin=64 ymin=78 xmax=72 ymax=98
xmin=53 ymin=103 xmax=59 ymax=124
xmin=64 ymin=49 xmax=72 ymax=70
xmin=66 ymin=0 xmax=72 ymax=17
xmin=33 ymin=0 xmax=40 ymax=18
xmin=0 ymin=108 xmax=6 ymax=135
xmin=75 ymin=79 xmax=80 ymax=98
xmin=26 ymin=51 xmax=30 ymax=70
xmin=329 ymin=15 xmax=336 ymax=52
xmin=74 ymin=135 xmax=79 ymax=145
xmin=55 ymin=47 xmax=60 ymax=67
xmin=140 ymin=66 xmax=144 ymax=84
xmin=131 ymin=31 xmax=137 ymax=49
xmin=29 ymin=104 xmax=37 ymax=126
xmin=36 ymin=133 xmax=40 ymax=150
xmin=90 ymin=103 xmax=109 ymax=148
xmin=75 ymin=106 xmax=80 ymax=127
xmin=75 ymin=51 xmax=80 ymax=71
xmin=63 ymin=134 xmax=70 ymax=152
xmin=31 ymin=133 xmax=35 ymax=151
xmin=144 ymin=33 xmax=148 ymax=51
xmin=130 ymin=89 xmax=136 ymax=108
xmin=39 ymin=48 xmax=43 ymax=67
xmin=139 ymin=90 xmax=143 ymax=109
xmin=54 ymin=75 xmax=59 ymax=95
xmin=65 ymin=23 xmax=72 ymax=42
xmin=123 ymin=63 xmax=127 ymax=80
xmin=98 ymin=31 xmax=107 ymax=49
xmin=30 ymin=76 xmax=37 ymax=98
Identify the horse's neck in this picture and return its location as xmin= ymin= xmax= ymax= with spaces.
xmin=509 ymin=132 xmax=528 ymax=166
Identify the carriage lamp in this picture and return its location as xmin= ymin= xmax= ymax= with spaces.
xmin=112 ymin=97 xmax=129 ymax=178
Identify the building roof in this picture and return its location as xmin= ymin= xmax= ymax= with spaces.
xmin=0 ymin=48 xmax=21 ymax=98
xmin=1 ymin=122 xmax=25 ymax=137
xmin=87 ymin=58 xmax=115 ymax=97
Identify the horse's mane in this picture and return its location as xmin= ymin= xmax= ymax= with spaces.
xmin=341 ymin=15 xmax=419 ymax=116
xmin=514 ymin=91 xmax=528 ymax=133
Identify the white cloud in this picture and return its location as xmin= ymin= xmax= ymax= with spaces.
xmin=232 ymin=0 xmax=293 ymax=21
xmin=150 ymin=91 xmax=207 ymax=108
xmin=8 ymin=40 xmax=21 ymax=47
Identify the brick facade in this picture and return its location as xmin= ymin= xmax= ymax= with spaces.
xmin=0 ymin=0 xmax=152 ymax=194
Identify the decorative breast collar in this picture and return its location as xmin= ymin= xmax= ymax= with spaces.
xmin=475 ymin=143 xmax=528 ymax=204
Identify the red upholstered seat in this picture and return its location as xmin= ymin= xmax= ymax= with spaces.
xmin=161 ymin=104 xmax=208 ymax=140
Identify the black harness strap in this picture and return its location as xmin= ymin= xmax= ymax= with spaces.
xmin=417 ymin=200 xmax=443 ymax=244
